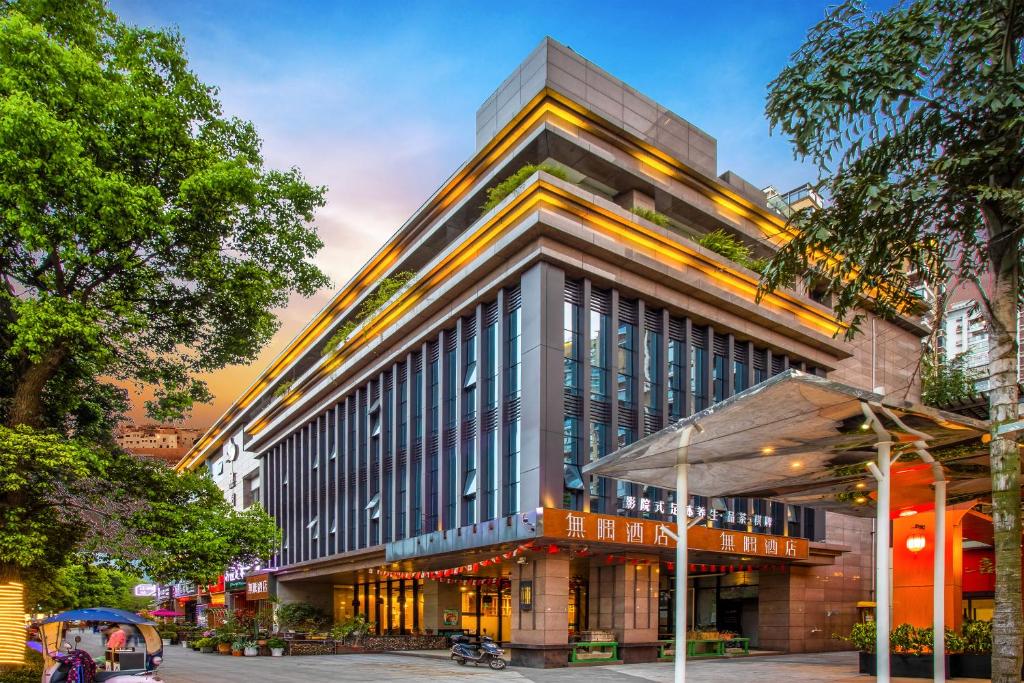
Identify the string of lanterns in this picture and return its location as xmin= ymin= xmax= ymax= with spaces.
xmin=373 ymin=541 xmax=535 ymax=580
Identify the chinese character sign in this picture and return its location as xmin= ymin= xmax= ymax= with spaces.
xmin=542 ymin=509 xmax=809 ymax=560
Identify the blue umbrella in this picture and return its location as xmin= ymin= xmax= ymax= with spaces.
xmin=42 ymin=608 xmax=155 ymax=625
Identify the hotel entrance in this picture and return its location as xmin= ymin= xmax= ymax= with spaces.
xmin=459 ymin=582 xmax=511 ymax=640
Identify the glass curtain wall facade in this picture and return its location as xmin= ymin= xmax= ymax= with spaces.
xmin=263 ymin=286 xmax=523 ymax=567
xmin=562 ymin=278 xmax=824 ymax=529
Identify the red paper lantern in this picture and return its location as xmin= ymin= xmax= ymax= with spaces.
xmin=547 ymin=545 xmax=559 ymax=554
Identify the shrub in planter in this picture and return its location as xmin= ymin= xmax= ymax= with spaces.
xmin=276 ymin=602 xmax=330 ymax=633
xmin=195 ymin=637 xmax=216 ymax=653
xmin=231 ymin=639 xmax=245 ymax=656
xmin=241 ymin=639 xmax=259 ymax=656
xmin=267 ymin=637 xmax=286 ymax=657
xmin=950 ymin=620 xmax=993 ymax=679
xmin=217 ymin=633 xmax=234 ymax=654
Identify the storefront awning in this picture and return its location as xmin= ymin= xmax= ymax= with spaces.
xmin=583 ymin=369 xmax=989 ymax=513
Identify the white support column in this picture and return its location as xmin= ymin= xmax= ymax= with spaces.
xmin=877 ymin=406 xmax=947 ymax=683
xmin=672 ymin=424 xmax=697 ymax=683
xmin=863 ymin=403 xmax=891 ymax=683
xmin=675 ymin=461 xmax=688 ymax=683
xmin=933 ymin=477 xmax=946 ymax=683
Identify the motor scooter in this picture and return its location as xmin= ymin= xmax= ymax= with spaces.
xmin=38 ymin=607 xmax=163 ymax=682
xmin=450 ymin=634 xmax=507 ymax=670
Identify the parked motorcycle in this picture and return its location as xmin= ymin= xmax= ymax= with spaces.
xmin=450 ymin=634 xmax=507 ymax=670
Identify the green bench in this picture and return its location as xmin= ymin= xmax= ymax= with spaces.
xmin=724 ymin=637 xmax=750 ymax=655
xmin=655 ymin=637 xmax=751 ymax=658
xmin=569 ymin=640 xmax=620 ymax=664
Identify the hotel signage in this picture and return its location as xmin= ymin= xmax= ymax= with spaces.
xmin=542 ymin=509 xmax=809 ymax=560
xmin=619 ymin=497 xmax=776 ymax=532
xmin=246 ymin=573 xmax=271 ymax=600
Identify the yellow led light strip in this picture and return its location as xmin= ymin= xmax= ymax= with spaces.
xmin=0 ymin=581 xmax=25 ymax=666
xmin=180 ymin=88 xmax=846 ymax=470
xmin=247 ymin=179 xmax=844 ymax=438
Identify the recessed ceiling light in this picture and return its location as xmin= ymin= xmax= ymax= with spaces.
xmin=855 ymin=482 xmax=867 ymax=489
xmin=899 ymin=509 xmax=918 ymax=517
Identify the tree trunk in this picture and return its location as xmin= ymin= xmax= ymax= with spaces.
xmin=986 ymin=236 xmax=1022 ymax=683
xmin=1 ymin=350 xmax=64 ymax=669
xmin=9 ymin=348 xmax=65 ymax=428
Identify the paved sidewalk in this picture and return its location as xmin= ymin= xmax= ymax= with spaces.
xmin=153 ymin=647 xmax=992 ymax=683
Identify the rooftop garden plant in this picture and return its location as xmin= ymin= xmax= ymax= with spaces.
xmin=629 ymin=206 xmax=671 ymax=227
xmin=321 ymin=271 xmax=417 ymax=357
xmin=696 ymin=229 xmax=768 ymax=274
xmin=482 ymin=163 xmax=569 ymax=212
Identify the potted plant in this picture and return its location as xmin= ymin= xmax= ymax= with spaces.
xmin=844 ymin=621 xmax=876 ymax=674
xmin=217 ymin=633 xmax=234 ymax=655
xmin=242 ymin=639 xmax=259 ymax=656
xmin=158 ymin=624 xmax=177 ymax=646
xmin=197 ymin=637 xmax=215 ymax=654
xmin=950 ymin=620 xmax=992 ymax=678
xmin=267 ymin=637 xmax=286 ymax=657
xmin=231 ymin=638 xmax=245 ymax=656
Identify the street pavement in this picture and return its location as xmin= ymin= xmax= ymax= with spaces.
xmin=153 ymin=647 xmax=993 ymax=683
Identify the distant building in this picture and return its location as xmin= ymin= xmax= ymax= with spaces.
xmin=763 ymin=183 xmax=824 ymax=217
xmin=940 ymin=273 xmax=1024 ymax=393
xmin=116 ymin=424 xmax=203 ymax=465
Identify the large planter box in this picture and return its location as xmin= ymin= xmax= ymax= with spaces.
xmin=950 ymin=654 xmax=990 ymax=679
xmin=857 ymin=652 xmax=949 ymax=678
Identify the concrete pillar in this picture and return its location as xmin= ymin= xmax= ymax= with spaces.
xmin=421 ymin=581 xmax=461 ymax=634
xmin=587 ymin=554 xmax=660 ymax=662
xmin=519 ymin=262 xmax=565 ymax=512
xmin=510 ymin=553 xmax=570 ymax=667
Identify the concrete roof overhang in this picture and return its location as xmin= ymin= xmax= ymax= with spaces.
xmin=583 ymin=370 xmax=991 ymax=515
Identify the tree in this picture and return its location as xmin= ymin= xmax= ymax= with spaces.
xmin=760 ymin=1 xmax=1023 ymax=679
xmin=0 ymin=0 xmax=326 ymax=667
xmin=0 ymin=424 xmax=279 ymax=591
xmin=27 ymin=563 xmax=151 ymax=614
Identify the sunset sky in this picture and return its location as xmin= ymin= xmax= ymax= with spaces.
xmin=110 ymin=0 xmax=841 ymax=429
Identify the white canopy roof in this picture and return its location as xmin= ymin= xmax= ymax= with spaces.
xmin=583 ymin=370 xmax=989 ymax=512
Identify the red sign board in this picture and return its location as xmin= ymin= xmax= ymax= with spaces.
xmin=963 ymin=549 xmax=995 ymax=593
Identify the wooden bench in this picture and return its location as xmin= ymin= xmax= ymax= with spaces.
xmin=569 ymin=640 xmax=620 ymax=664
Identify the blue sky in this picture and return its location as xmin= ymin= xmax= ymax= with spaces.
xmin=110 ymin=0 xmax=841 ymax=426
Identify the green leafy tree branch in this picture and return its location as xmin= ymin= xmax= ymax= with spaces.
xmin=759 ymin=1 xmax=1023 ymax=679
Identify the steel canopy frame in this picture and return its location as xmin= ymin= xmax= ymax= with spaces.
xmin=582 ymin=371 xmax=981 ymax=683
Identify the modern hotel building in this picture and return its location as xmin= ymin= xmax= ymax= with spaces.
xmin=176 ymin=38 xmax=926 ymax=666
